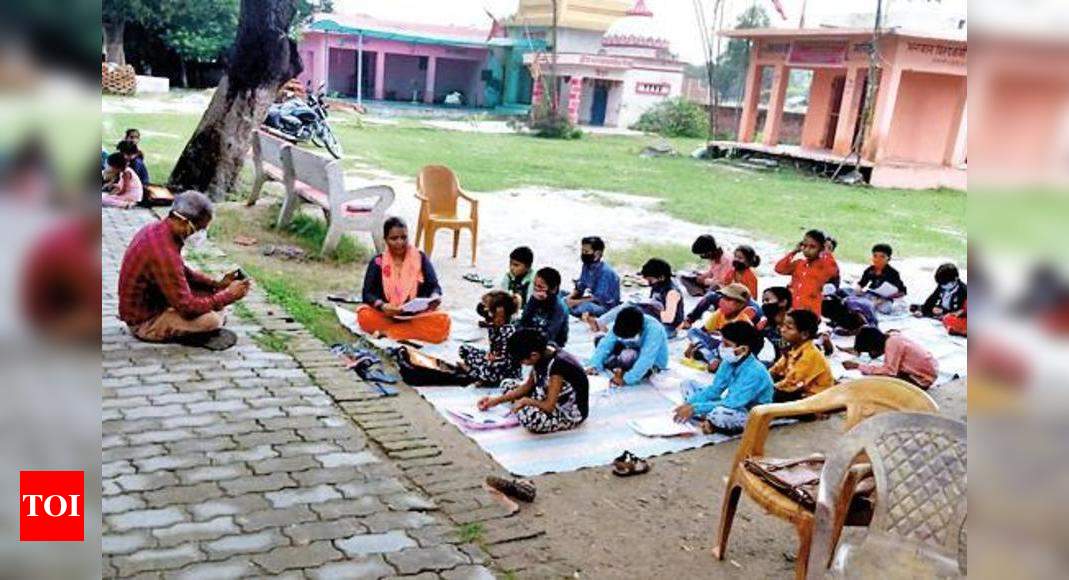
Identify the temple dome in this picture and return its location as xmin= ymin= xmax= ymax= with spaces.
xmin=602 ymin=0 xmax=670 ymax=51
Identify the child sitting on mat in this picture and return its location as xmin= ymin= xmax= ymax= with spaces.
xmin=584 ymin=258 xmax=684 ymax=335
xmin=769 ymin=309 xmax=834 ymax=402
xmin=843 ymin=327 xmax=939 ymax=389
xmin=846 ymin=243 xmax=908 ymax=314
xmin=499 ymin=246 xmax=535 ymax=310
xmin=684 ymin=283 xmax=757 ymax=372
xmin=458 ymin=291 xmax=521 ymax=388
xmin=913 ymin=262 xmax=967 ymax=322
xmin=672 ymin=321 xmax=773 ymax=435
xmin=101 ymin=152 xmax=143 ymax=208
xmin=680 ymin=234 xmax=733 ymax=297
xmin=585 ymin=306 xmax=669 ymax=386
xmin=758 ymin=286 xmax=792 ymax=363
xmin=478 ymin=328 xmax=589 ymax=434
xmin=520 ymin=267 xmax=569 ymax=347
xmin=726 ymin=245 xmax=760 ymax=298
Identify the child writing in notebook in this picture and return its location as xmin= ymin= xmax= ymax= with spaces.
xmin=458 ymin=291 xmax=521 ymax=387
xmin=672 ymin=321 xmax=773 ymax=435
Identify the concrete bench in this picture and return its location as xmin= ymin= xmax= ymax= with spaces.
xmin=276 ymin=145 xmax=395 ymax=255
xmin=246 ymin=130 xmax=289 ymax=207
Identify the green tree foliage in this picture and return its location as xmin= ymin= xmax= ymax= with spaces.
xmin=711 ymin=5 xmax=769 ymax=102
xmin=631 ymin=98 xmax=708 ymax=138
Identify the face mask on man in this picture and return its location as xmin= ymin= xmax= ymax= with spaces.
xmin=186 ymin=228 xmax=208 ymax=248
xmin=719 ymin=344 xmax=742 ymax=364
xmin=580 ymin=253 xmax=596 ymax=265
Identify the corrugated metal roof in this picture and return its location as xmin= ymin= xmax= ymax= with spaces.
xmin=720 ymin=27 xmax=966 ymax=43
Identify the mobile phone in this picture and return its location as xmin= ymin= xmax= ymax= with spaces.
xmin=231 ymin=268 xmax=247 ymax=280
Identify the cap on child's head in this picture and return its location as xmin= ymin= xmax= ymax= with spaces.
xmin=639 ymin=258 xmax=672 ymax=280
xmin=536 ymin=267 xmax=561 ymax=292
xmin=613 ymin=306 xmax=644 ymax=339
xmin=691 ymin=234 xmax=718 ymax=256
xmin=935 ymin=263 xmax=960 ymax=285
xmin=719 ymin=283 xmax=751 ymax=303
xmin=721 ymin=320 xmax=763 ymax=356
xmin=872 ymin=243 xmax=893 ymax=258
xmin=510 ymin=246 xmax=534 ymax=267
xmin=787 ymin=309 xmax=820 ymax=338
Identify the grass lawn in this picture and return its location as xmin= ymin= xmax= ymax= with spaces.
xmin=103 ymin=102 xmax=965 ymax=263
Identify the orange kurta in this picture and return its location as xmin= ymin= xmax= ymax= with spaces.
xmin=356 ymin=305 xmax=451 ymax=343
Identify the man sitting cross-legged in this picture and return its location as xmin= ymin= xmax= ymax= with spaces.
xmin=118 ymin=191 xmax=250 ymax=349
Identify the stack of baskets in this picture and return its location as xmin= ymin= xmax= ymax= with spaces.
xmin=102 ymin=63 xmax=137 ymax=95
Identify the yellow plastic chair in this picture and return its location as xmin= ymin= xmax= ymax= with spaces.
xmin=413 ymin=165 xmax=479 ymax=265
xmin=712 ymin=377 xmax=939 ymax=580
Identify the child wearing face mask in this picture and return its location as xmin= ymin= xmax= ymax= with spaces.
xmin=458 ymin=291 xmax=521 ymax=387
xmin=684 ymin=283 xmax=757 ymax=372
xmin=725 ymin=245 xmax=760 ymax=298
xmin=914 ymin=262 xmax=967 ymax=321
xmin=520 ymin=267 xmax=569 ymax=347
xmin=757 ymin=286 xmax=792 ymax=363
xmin=585 ymin=258 xmax=684 ymax=335
xmin=672 ymin=321 xmax=773 ymax=435
xmin=769 ymin=309 xmax=834 ymax=402
xmin=680 ymin=234 xmax=733 ymax=297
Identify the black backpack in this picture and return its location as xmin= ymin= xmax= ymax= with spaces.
xmin=389 ymin=346 xmax=473 ymax=387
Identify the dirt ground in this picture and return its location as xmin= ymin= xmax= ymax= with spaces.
xmin=226 ymin=146 xmax=967 ymax=579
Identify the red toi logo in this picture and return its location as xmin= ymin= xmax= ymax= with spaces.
xmin=20 ymin=471 xmax=84 ymax=542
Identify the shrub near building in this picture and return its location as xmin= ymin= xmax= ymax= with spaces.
xmin=632 ymin=98 xmax=708 ymax=138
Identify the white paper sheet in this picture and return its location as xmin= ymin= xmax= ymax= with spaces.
xmin=400 ymin=297 xmax=440 ymax=315
xmin=868 ymin=282 xmax=901 ymax=299
xmin=627 ymin=414 xmax=700 ymax=437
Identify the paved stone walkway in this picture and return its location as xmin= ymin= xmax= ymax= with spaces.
xmin=102 ymin=208 xmax=494 ymax=579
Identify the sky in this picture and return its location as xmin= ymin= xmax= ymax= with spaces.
xmin=333 ymin=0 xmax=966 ymax=64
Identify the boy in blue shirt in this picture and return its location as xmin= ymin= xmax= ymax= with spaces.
xmin=585 ymin=306 xmax=669 ymax=386
xmin=567 ymin=236 xmax=621 ymax=318
xmin=672 ymin=321 xmax=773 ymax=434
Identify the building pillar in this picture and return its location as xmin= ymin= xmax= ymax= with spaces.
xmin=374 ymin=51 xmax=386 ymax=101
xmin=504 ymin=52 xmax=520 ymax=105
xmin=531 ymin=72 xmax=543 ymax=108
xmin=864 ymin=66 xmax=903 ymax=162
xmin=799 ymin=68 xmax=835 ymax=149
xmin=423 ymin=56 xmax=437 ymax=104
xmin=316 ymin=34 xmax=330 ymax=91
xmin=832 ymin=66 xmax=867 ymax=155
xmin=945 ymin=92 xmax=967 ymax=166
xmin=566 ymin=76 xmax=583 ymax=124
xmin=761 ymin=63 xmax=789 ymax=146
xmin=738 ymin=58 xmax=762 ymax=142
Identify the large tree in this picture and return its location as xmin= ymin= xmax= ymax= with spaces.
xmin=711 ymin=5 xmax=769 ymax=102
xmin=167 ymin=0 xmax=303 ymax=199
xmin=102 ymin=0 xmax=154 ymax=65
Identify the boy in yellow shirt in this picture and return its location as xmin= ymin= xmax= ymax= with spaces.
xmin=770 ymin=309 xmax=834 ymax=402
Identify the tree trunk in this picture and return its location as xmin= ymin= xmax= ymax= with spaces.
xmin=168 ymin=0 xmax=302 ymax=200
xmin=179 ymin=60 xmax=189 ymax=88
xmin=103 ymin=18 xmax=126 ymax=65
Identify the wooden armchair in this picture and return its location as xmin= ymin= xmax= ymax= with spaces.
xmin=413 ymin=165 xmax=479 ymax=265
xmin=712 ymin=377 xmax=939 ymax=580
xmin=806 ymin=412 xmax=967 ymax=579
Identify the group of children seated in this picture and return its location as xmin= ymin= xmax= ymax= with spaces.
xmin=102 ymin=128 xmax=150 ymax=208
xmin=466 ymin=229 xmax=965 ymax=436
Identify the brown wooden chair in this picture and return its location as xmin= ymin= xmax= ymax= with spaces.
xmin=712 ymin=377 xmax=939 ymax=580
xmin=413 ymin=165 xmax=479 ymax=265
xmin=806 ymin=412 xmax=967 ymax=579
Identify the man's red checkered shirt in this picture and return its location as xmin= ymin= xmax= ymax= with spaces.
xmin=118 ymin=219 xmax=236 ymax=326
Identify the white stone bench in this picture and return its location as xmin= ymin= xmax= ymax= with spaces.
xmin=246 ymin=130 xmax=289 ymax=207
xmin=276 ymin=145 xmax=395 ymax=255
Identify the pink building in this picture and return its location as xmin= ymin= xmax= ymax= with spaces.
xmin=720 ymin=28 xmax=967 ymax=190
xmin=297 ymin=14 xmax=492 ymax=106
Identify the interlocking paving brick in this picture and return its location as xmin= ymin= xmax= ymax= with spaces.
xmin=264 ymin=484 xmax=341 ymax=508
xmin=338 ymin=478 xmax=408 ymax=498
xmin=165 ymin=558 xmax=257 ymax=580
xmin=152 ymin=516 xmax=239 ymax=547
xmin=103 ymin=531 xmax=152 ymax=555
xmin=336 ymin=531 xmax=418 ymax=556
xmin=316 ymin=451 xmax=379 ymax=468
xmin=203 ymin=530 xmax=289 ymax=559
xmin=309 ymin=496 xmax=387 ymax=520
xmin=104 ymin=494 xmax=148 ymax=515
xmin=143 ymin=483 xmax=224 ymax=508
xmin=176 ymin=464 xmax=250 ymax=484
xmin=249 ymin=455 xmax=319 ymax=475
xmin=308 ymin=557 xmax=395 ymax=580
xmin=384 ymin=545 xmax=470 ymax=575
xmin=218 ymin=473 xmax=296 ymax=495
xmin=251 ymin=541 xmax=342 ymax=574
xmin=362 ymin=511 xmax=439 ymax=533
xmin=237 ymin=506 xmax=318 ymax=532
xmin=441 ymin=565 xmax=497 ymax=580
xmin=190 ymin=495 xmax=271 ymax=521
xmin=108 ymin=507 xmax=188 ymax=531
xmin=283 ymin=518 xmax=367 ymax=545
xmin=113 ymin=544 xmax=204 ymax=575
xmin=135 ymin=454 xmax=209 ymax=474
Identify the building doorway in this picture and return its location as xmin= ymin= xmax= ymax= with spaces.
xmin=590 ymin=80 xmax=610 ymax=126
xmin=822 ymin=75 xmax=845 ymax=149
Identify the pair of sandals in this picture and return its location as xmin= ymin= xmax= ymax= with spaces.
xmin=331 ymin=344 xmax=401 ymax=395
xmin=462 ymin=272 xmax=496 ymax=288
xmin=612 ymin=450 xmax=651 ymax=477
xmin=485 ymin=475 xmax=537 ymax=503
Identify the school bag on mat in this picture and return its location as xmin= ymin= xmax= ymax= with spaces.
xmin=389 ymin=346 xmax=473 ymax=387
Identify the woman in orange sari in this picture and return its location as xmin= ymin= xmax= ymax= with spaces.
xmin=356 ymin=217 xmax=451 ymax=343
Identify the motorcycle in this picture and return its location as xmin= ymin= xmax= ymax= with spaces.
xmin=262 ymin=83 xmax=343 ymax=159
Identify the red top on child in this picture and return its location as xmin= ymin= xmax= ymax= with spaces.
xmin=775 ymin=231 xmax=839 ymax=316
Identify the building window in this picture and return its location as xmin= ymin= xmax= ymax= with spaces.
xmin=636 ymin=82 xmax=670 ymax=96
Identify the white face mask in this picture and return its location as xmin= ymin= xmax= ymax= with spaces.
xmin=719 ymin=345 xmax=742 ymax=364
xmin=941 ymin=281 xmax=958 ymax=291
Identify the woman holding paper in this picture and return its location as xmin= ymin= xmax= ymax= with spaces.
xmin=356 ymin=217 xmax=451 ymax=343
